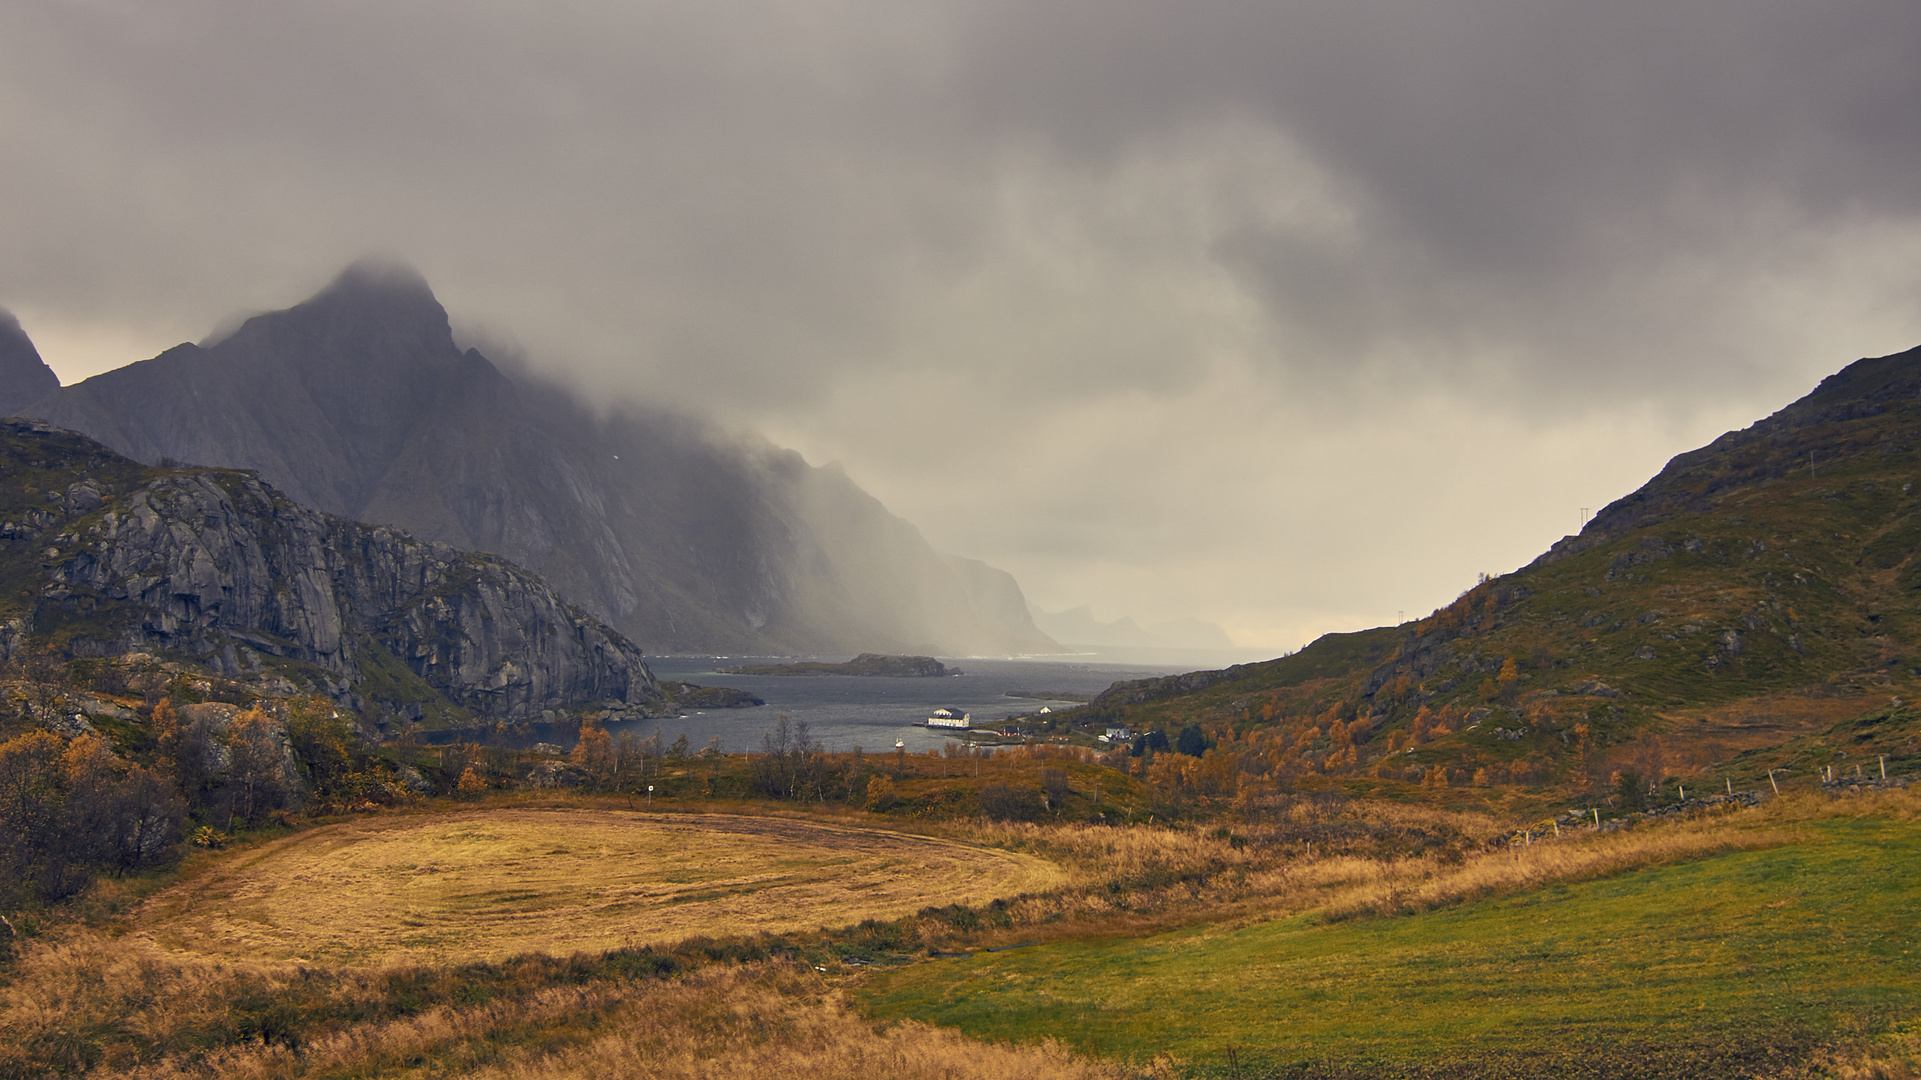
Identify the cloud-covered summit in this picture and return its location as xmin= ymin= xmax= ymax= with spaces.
xmin=4 ymin=2 xmax=1918 ymax=648
xmin=22 ymin=267 xmax=1060 ymax=658
xmin=0 ymin=308 xmax=61 ymax=416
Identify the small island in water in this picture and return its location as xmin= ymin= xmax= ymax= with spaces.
xmin=720 ymin=653 xmax=957 ymax=677
xmin=657 ymin=681 xmax=765 ymax=708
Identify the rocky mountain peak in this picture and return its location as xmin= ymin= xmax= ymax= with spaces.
xmin=0 ymin=307 xmax=60 ymax=416
xmin=214 ymin=259 xmax=457 ymax=373
xmin=25 ymin=263 xmax=1060 ymax=657
xmin=1529 ymin=344 xmax=1921 ymax=567
xmin=1766 ymin=343 xmax=1921 ymax=429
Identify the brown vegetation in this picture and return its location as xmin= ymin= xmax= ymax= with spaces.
xmin=917 ymin=794 xmax=1800 ymax=947
xmin=0 ymin=936 xmax=1122 ymax=1079
xmin=134 ymin=809 xmax=1064 ymax=966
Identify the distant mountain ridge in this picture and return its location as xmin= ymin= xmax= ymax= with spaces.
xmin=13 ymin=264 xmax=1058 ymax=658
xmin=1033 ymin=605 xmax=1236 ymax=650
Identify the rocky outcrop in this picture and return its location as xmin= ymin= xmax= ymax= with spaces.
xmin=1529 ymin=344 xmax=1921 ymax=569
xmin=658 ymin=681 xmax=765 ymax=708
xmin=18 ymin=263 xmax=1060 ymax=657
xmin=1085 ymin=664 xmax=1258 ymax=711
xmin=0 ymin=616 xmax=25 ymax=664
xmin=2 ymin=419 xmax=663 ymax=723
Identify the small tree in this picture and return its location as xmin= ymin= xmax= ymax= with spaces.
xmin=1041 ymin=767 xmax=1071 ymax=808
xmin=0 ymin=731 xmax=67 ymax=903
xmin=571 ymin=721 xmax=616 ymax=789
xmin=226 ymin=709 xmax=291 ymax=826
xmin=104 ymin=767 xmax=184 ymax=870
xmin=1613 ymin=770 xmax=1648 ymax=811
xmin=456 ymin=766 xmax=487 ymax=796
xmin=1176 ymin=724 xmax=1210 ymax=758
xmin=754 ymin=714 xmax=822 ymax=800
xmin=1497 ymin=657 xmax=1521 ymax=705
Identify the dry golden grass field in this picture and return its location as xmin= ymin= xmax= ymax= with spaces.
xmin=132 ymin=809 xmax=1065 ymax=966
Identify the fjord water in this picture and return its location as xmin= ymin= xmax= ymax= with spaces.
xmin=608 ymin=655 xmax=1192 ymax=753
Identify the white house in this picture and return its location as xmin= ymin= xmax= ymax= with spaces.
xmin=927 ymin=708 xmax=971 ymax=729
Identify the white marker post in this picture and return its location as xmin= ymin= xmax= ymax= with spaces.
xmin=1768 ymin=769 xmax=1779 ymax=795
xmin=1726 ymin=778 xmax=1733 ymax=795
xmin=1881 ymin=755 xmax=1888 ymax=780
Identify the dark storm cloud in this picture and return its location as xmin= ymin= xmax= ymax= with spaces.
xmin=2 ymin=1 xmax=1919 ymax=646
xmin=945 ymin=0 xmax=1921 ymax=391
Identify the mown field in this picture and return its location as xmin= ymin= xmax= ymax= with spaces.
xmin=6 ymin=793 xmax=1917 ymax=1078
xmin=135 ymin=809 xmax=1064 ymax=966
xmin=861 ymin=793 xmax=1921 ymax=1078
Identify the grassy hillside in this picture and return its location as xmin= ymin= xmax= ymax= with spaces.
xmin=1044 ymin=346 xmax=1921 ymax=802
xmin=861 ymin=792 xmax=1921 ymax=1078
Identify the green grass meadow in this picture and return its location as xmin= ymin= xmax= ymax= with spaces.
xmin=861 ymin=814 xmax=1921 ymax=1077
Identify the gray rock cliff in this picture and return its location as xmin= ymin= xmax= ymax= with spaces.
xmin=2 ymin=419 xmax=663 ymax=723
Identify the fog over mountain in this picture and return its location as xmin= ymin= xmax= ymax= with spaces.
xmin=17 ymin=264 xmax=1058 ymax=658
xmin=1032 ymin=606 xmax=1235 ymax=652
xmin=5 ymin=2 xmax=1920 ymax=650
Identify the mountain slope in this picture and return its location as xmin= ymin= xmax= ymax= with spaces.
xmin=0 ymin=308 xmax=60 ymax=417
xmin=18 ymin=264 xmax=1057 ymax=657
xmin=0 ymin=419 xmax=664 ymax=726
xmin=1057 ymin=345 xmax=1921 ymax=795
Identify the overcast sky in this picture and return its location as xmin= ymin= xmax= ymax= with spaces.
xmin=5 ymin=1 xmax=1921 ymax=652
